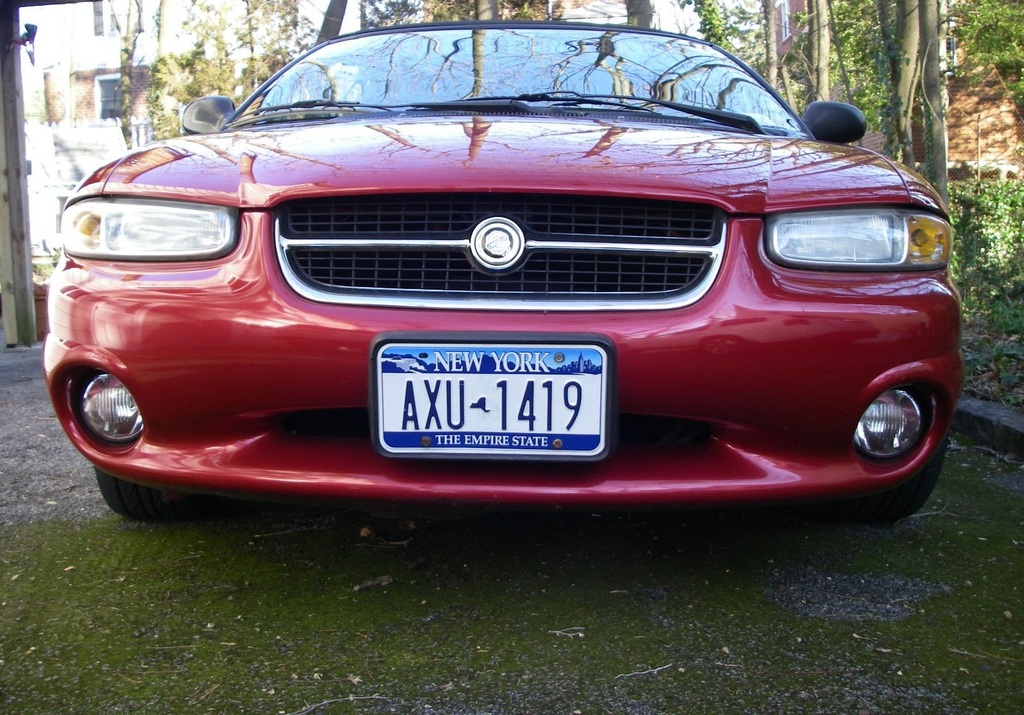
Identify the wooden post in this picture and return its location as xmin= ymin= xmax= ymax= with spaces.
xmin=0 ymin=1 xmax=36 ymax=347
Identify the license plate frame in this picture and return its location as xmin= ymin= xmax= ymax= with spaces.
xmin=370 ymin=334 xmax=615 ymax=461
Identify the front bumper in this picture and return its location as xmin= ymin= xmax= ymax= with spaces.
xmin=44 ymin=214 xmax=962 ymax=509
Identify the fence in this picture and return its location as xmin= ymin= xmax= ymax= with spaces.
xmin=129 ymin=115 xmax=152 ymax=149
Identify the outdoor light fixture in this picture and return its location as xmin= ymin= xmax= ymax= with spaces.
xmin=12 ymin=23 xmax=37 ymax=65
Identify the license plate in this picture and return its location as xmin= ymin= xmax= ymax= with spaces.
xmin=372 ymin=336 xmax=613 ymax=460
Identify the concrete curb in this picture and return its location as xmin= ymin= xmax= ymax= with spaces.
xmin=951 ymin=396 xmax=1024 ymax=459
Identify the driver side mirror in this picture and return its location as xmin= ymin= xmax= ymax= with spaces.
xmin=802 ymin=101 xmax=867 ymax=144
xmin=181 ymin=96 xmax=236 ymax=135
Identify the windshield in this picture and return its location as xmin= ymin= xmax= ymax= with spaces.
xmin=235 ymin=25 xmax=803 ymax=135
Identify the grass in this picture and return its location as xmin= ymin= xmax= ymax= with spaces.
xmin=1 ymin=439 xmax=1022 ymax=714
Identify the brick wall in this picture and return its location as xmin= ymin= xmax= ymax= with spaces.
xmin=42 ymin=73 xmax=65 ymax=124
xmin=947 ymin=72 xmax=1023 ymax=180
xmin=776 ymin=0 xmax=807 ymax=56
xmin=51 ymin=66 xmax=151 ymax=126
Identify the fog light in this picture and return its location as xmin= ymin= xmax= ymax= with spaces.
xmin=854 ymin=388 xmax=923 ymax=458
xmin=80 ymin=373 xmax=143 ymax=443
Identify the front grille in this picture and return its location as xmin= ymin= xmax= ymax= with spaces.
xmin=277 ymin=193 xmax=725 ymax=310
xmin=292 ymin=249 xmax=710 ymax=296
xmin=282 ymin=194 xmax=719 ymax=243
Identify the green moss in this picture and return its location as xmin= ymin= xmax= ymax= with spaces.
xmin=2 ymin=444 xmax=1022 ymax=713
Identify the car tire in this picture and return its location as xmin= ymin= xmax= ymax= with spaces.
xmin=804 ymin=440 xmax=947 ymax=523
xmin=94 ymin=468 xmax=214 ymax=520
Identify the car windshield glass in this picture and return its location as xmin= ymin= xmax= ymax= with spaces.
xmin=232 ymin=26 xmax=803 ymax=135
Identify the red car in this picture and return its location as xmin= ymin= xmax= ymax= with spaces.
xmin=45 ymin=22 xmax=961 ymax=521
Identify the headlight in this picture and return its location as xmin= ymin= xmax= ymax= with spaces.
xmin=766 ymin=209 xmax=951 ymax=270
xmin=61 ymin=199 xmax=236 ymax=260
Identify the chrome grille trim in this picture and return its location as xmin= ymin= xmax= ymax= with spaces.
xmin=275 ymin=195 xmax=726 ymax=311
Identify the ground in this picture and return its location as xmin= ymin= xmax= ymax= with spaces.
xmin=961 ymin=320 xmax=1024 ymax=411
xmin=1 ymin=338 xmax=1022 ymax=714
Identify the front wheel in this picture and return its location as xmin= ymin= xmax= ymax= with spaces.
xmin=804 ymin=441 xmax=947 ymax=523
xmin=94 ymin=468 xmax=215 ymax=520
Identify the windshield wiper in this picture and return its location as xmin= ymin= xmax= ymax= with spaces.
xmin=533 ymin=92 xmax=762 ymax=133
xmin=254 ymin=99 xmax=396 ymax=115
xmin=622 ymin=96 xmax=763 ymax=133
xmin=403 ymin=93 xmax=658 ymax=115
xmin=230 ymin=93 xmax=763 ymax=134
xmin=227 ymin=99 xmax=396 ymax=128
xmin=403 ymin=92 xmax=762 ymax=133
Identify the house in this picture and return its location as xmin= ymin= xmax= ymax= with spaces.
xmin=772 ymin=0 xmax=803 ymax=55
xmin=21 ymin=1 xmax=168 ymax=147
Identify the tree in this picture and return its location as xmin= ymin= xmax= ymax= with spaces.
xmin=875 ymin=0 xmax=949 ymax=196
xmin=109 ymin=0 xmax=144 ymax=145
xmin=626 ymin=0 xmax=654 ymax=28
xmin=761 ymin=0 xmax=777 ymax=88
xmin=919 ymin=0 xmax=948 ymax=199
xmin=689 ymin=0 xmax=732 ymax=47
xmin=150 ymin=0 xmax=181 ymax=139
xmin=156 ymin=0 xmax=178 ymax=56
xmin=732 ymin=0 xmax=974 ymax=199
xmin=879 ymin=0 xmax=921 ymax=164
xmin=365 ymin=0 xmax=421 ymax=27
xmin=807 ymin=0 xmax=830 ymax=101
xmin=476 ymin=0 xmax=499 ymax=20
xmin=954 ymin=0 xmax=1024 ymax=104
xmin=147 ymin=0 xmax=315 ymax=140
xmin=418 ymin=0 xmax=546 ymax=22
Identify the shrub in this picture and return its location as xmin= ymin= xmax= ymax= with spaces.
xmin=948 ymin=180 xmax=1024 ymax=408
xmin=949 ymin=180 xmax=1024 ymax=334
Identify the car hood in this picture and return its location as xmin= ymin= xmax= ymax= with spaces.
xmin=83 ymin=114 xmax=942 ymax=215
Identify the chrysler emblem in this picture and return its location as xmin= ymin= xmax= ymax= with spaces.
xmin=470 ymin=216 xmax=525 ymax=272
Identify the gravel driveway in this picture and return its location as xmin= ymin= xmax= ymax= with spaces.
xmin=0 ymin=339 xmax=105 ymax=523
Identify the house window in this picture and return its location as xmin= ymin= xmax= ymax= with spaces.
xmin=777 ymin=0 xmax=792 ymax=40
xmin=93 ymin=1 xmax=118 ymax=37
xmin=97 ymin=76 xmax=121 ymax=121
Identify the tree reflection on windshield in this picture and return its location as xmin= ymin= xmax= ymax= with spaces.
xmin=241 ymin=26 xmax=801 ymax=134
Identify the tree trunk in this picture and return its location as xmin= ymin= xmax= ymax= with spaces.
xmin=113 ymin=0 xmax=143 ymax=146
xmin=626 ymin=0 xmax=654 ymax=29
xmin=780 ymin=62 xmax=797 ymax=108
xmin=151 ymin=0 xmax=179 ymax=139
xmin=826 ymin=0 xmax=854 ymax=104
xmin=762 ymin=0 xmax=778 ymax=89
xmin=897 ymin=0 xmax=921 ymax=165
xmin=807 ymin=0 xmax=830 ymax=102
xmin=919 ymin=0 xmax=948 ymax=200
xmin=156 ymin=0 xmax=176 ymax=56
xmin=475 ymin=0 xmax=499 ymax=21
xmin=316 ymin=0 xmax=349 ymax=46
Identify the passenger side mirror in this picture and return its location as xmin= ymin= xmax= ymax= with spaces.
xmin=802 ymin=101 xmax=867 ymax=144
xmin=181 ymin=96 xmax=236 ymax=135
